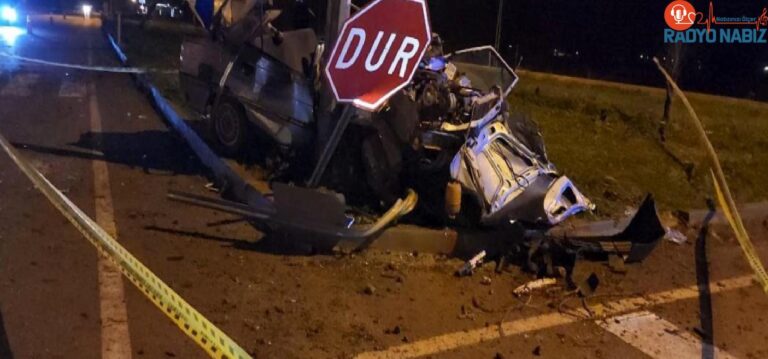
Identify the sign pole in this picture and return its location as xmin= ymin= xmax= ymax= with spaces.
xmin=313 ymin=0 xmax=430 ymax=187
xmin=117 ymin=12 xmax=122 ymax=45
xmin=307 ymin=105 xmax=355 ymax=188
xmin=495 ymin=0 xmax=504 ymax=50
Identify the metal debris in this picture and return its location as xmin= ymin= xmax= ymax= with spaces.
xmin=513 ymin=278 xmax=557 ymax=296
xmin=455 ymin=251 xmax=486 ymax=277
xmin=665 ymin=227 xmax=688 ymax=245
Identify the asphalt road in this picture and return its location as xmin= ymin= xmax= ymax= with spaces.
xmin=0 ymin=16 xmax=767 ymax=359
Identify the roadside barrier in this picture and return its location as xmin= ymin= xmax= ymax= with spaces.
xmin=654 ymin=58 xmax=768 ymax=294
xmin=0 ymin=132 xmax=252 ymax=358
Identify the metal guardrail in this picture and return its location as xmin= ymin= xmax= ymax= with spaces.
xmin=103 ymin=31 xmax=418 ymax=249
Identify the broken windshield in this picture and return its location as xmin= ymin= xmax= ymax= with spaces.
xmin=448 ymin=46 xmax=518 ymax=96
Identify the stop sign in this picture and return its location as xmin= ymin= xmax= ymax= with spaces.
xmin=325 ymin=0 xmax=431 ymax=111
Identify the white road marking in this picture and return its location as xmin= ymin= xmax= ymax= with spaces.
xmin=1 ymin=73 xmax=39 ymax=97
xmin=354 ymin=275 xmax=755 ymax=359
xmin=89 ymin=82 xmax=133 ymax=358
xmin=598 ymin=311 xmax=735 ymax=359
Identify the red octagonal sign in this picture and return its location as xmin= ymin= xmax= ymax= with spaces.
xmin=325 ymin=0 xmax=431 ymax=111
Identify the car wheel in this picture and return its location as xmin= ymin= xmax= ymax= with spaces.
xmin=212 ymin=101 xmax=247 ymax=156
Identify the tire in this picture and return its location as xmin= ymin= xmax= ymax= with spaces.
xmin=212 ymin=101 xmax=247 ymax=156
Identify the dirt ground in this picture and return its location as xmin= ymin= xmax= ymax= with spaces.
xmin=0 ymin=16 xmax=767 ymax=359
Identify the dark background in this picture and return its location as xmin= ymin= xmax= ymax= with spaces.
xmin=24 ymin=0 xmax=768 ymax=99
xmin=428 ymin=0 xmax=768 ymax=100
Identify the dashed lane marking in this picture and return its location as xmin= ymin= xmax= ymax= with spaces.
xmin=354 ymin=275 xmax=755 ymax=359
xmin=598 ymin=310 xmax=735 ymax=359
xmin=89 ymin=82 xmax=133 ymax=358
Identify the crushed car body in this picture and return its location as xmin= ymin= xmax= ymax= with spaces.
xmin=170 ymin=0 xmax=664 ymax=266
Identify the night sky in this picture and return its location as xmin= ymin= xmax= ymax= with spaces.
xmin=24 ymin=0 xmax=768 ymax=98
xmin=429 ymin=0 xmax=768 ymax=98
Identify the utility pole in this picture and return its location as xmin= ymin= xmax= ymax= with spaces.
xmin=494 ymin=0 xmax=504 ymax=50
xmin=117 ymin=12 xmax=122 ymax=45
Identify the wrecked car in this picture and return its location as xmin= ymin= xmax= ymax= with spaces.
xmin=172 ymin=0 xmax=664 ymax=269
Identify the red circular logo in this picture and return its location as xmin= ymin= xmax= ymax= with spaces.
xmin=665 ymin=1 xmax=696 ymax=31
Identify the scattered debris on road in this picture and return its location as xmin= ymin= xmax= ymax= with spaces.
xmin=455 ymin=250 xmax=487 ymax=277
xmin=665 ymin=227 xmax=688 ymax=245
xmin=513 ymin=278 xmax=557 ymax=297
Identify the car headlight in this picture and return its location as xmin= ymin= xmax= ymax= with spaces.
xmin=1 ymin=6 xmax=17 ymax=23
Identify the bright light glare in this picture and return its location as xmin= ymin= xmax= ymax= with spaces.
xmin=1 ymin=6 xmax=17 ymax=23
xmin=0 ymin=26 xmax=25 ymax=46
xmin=764 ymin=65 xmax=768 ymax=73
xmin=82 ymin=4 xmax=92 ymax=19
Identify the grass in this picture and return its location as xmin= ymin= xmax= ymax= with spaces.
xmin=114 ymin=23 xmax=768 ymax=216
xmin=508 ymin=71 xmax=768 ymax=216
xmin=117 ymin=20 xmax=191 ymax=114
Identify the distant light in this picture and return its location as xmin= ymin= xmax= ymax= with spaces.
xmin=1 ymin=6 xmax=17 ymax=23
xmin=764 ymin=65 xmax=768 ymax=73
xmin=82 ymin=4 xmax=92 ymax=19
xmin=0 ymin=26 xmax=25 ymax=46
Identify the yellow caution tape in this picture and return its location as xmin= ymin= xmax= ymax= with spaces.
xmin=653 ymin=57 xmax=768 ymax=294
xmin=0 ymin=131 xmax=252 ymax=358
xmin=711 ymin=171 xmax=768 ymax=292
xmin=0 ymin=51 xmax=177 ymax=74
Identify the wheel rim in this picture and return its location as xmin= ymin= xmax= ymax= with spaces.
xmin=215 ymin=106 xmax=240 ymax=147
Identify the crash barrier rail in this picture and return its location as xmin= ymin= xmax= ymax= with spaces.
xmin=104 ymin=31 xmax=274 ymax=210
xmin=166 ymin=189 xmax=418 ymax=250
xmin=103 ymin=31 xmax=417 ymax=247
xmin=105 ymin=28 xmax=128 ymax=64
xmin=0 ymin=131 xmax=252 ymax=359
xmin=105 ymin=28 xmax=421 ymax=355
xmin=0 ymin=20 xmax=419 ymax=358
xmin=0 ymin=26 xmax=253 ymax=357
xmin=2 ymin=30 xmax=245 ymax=208
xmin=654 ymin=58 xmax=768 ymax=294
xmin=145 ymin=83 xmax=274 ymax=209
